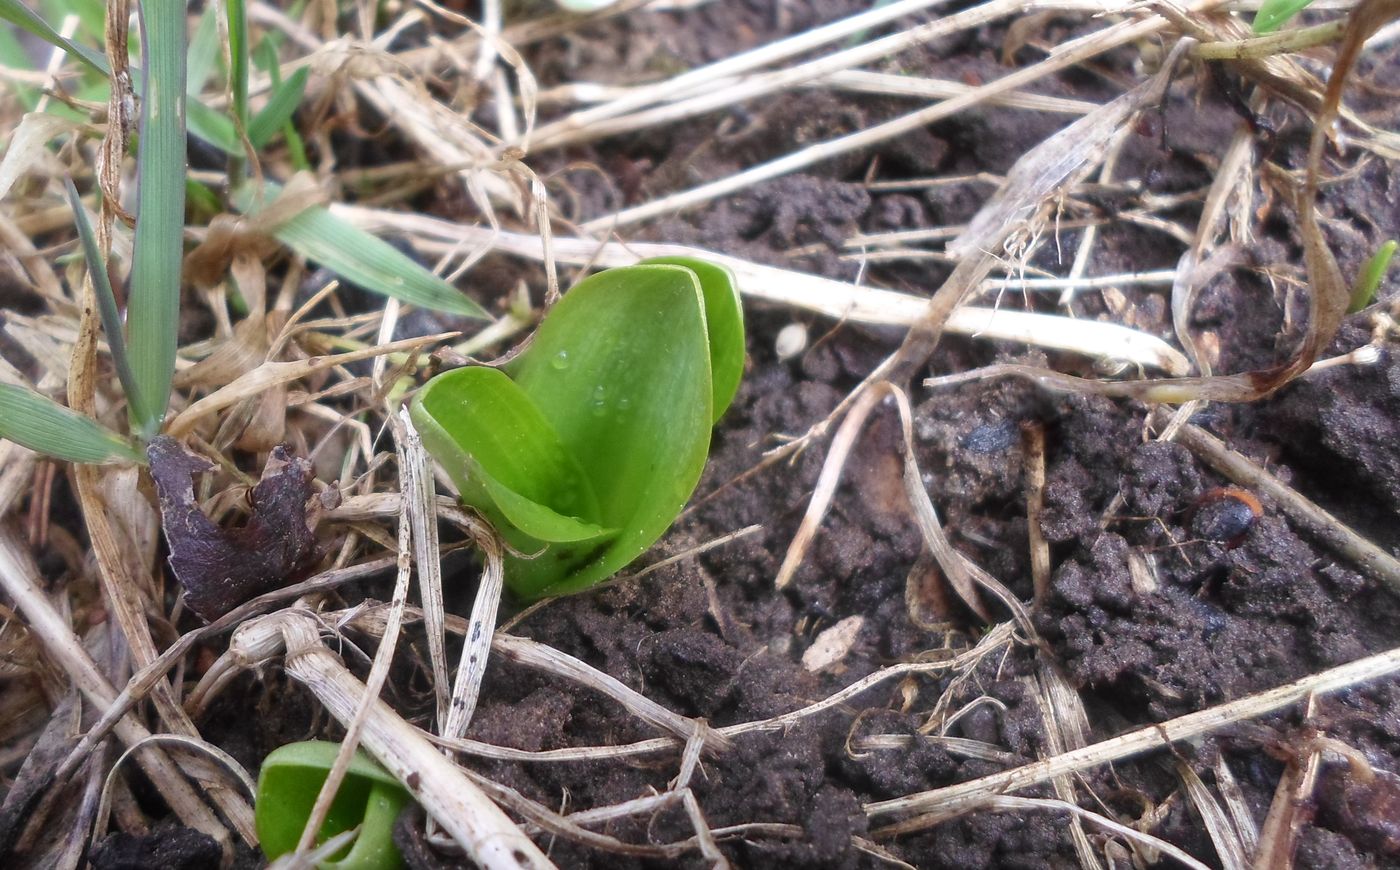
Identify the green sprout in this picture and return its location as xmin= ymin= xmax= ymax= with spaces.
xmin=1349 ymin=239 xmax=1397 ymax=313
xmin=410 ymin=258 xmax=745 ymax=599
xmin=1253 ymin=0 xmax=1316 ymax=33
xmin=254 ymin=740 xmax=410 ymax=870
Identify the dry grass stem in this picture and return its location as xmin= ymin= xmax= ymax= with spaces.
xmin=864 ymin=644 xmax=1400 ymax=823
xmin=1157 ymin=410 xmax=1400 ymax=594
xmin=230 ymin=611 xmax=553 ymax=869
xmin=0 ymin=524 xmax=232 ymax=848
xmin=343 ymin=207 xmax=1189 ymax=373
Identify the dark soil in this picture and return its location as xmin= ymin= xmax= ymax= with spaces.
xmin=52 ymin=1 xmax=1400 ymax=868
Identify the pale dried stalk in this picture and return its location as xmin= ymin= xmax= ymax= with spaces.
xmin=1031 ymin=667 xmax=1100 ymax=870
xmin=580 ymin=3 xmax=1223 ymax=231
xmin=492 ymin=634 xmax=730 ymax=752
xmin=953 ymin=796 xmax=1213 ymax=870
xmin=533 ymin=0 xmax=1016 ymax=153
xmin=1023 ymin=422 xmax=1050 ymax=610
xmin=824 ymin=69 xmax=1097 ymax=115
xmin=773 ymin=386 xmax=884 ymax=590
xmin=392 ymin=410 xmax=451 ymax=731
xmin=864 ymin=644 xmax=1400 ymax=823
xmin=55 ymin=555 xmax=399 ymax=784
xmin=0 ymin=525 xmax=229 ymax=845
xmin=231 ymin=611 xmax=554 ymax=869
xmin=165 ymin=332 xmax=450 ymax=436
xmin=291 ymin=443 xmax=417 ymax=859
xmin=523 ymin=0 xmax=962 ymax=148
xmin=1176 ymin=760 xmax=1249 ymax=870
xmin=340 ymin=207 xmax=1190 ymax=375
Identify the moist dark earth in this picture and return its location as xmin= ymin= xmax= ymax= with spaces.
xmin=69 ymin=1 xmax=1400 ymax=868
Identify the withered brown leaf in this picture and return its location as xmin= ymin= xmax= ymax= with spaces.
xmin=148 ymin=437 xmax=321 ymax=620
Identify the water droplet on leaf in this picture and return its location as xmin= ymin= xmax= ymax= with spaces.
xmin=551 ymin=351 xmax=570 ymax=370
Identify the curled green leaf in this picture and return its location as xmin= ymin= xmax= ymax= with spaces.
xmin=255 ymin=740 xmax=409 ymax=870
xmin=412 ymin=261 xmax=745 ymax=598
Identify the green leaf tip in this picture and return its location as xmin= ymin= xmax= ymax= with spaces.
xmin=412 ymin=259 xmax=746 ymax=599
xmin=0 ymin=384 xmax=143 ymax=465
xmin=1349 ymin=239 xmax=1397 ymax=313
xmin=1252 ymin=0 xmax=1315 ymax=33
xmin=255 ymin=740 xmax=410 ymax=870
xmin=234 ymin=180 xmax=491 ymax=319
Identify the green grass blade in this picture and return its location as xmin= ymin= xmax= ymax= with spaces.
xmin=0 ymin=0 xmax=108 ymax=75
xmin=126 ymin=0 xmax=187 ymax=436
xmin=226 ymin=0 xmax=249 ymax=128
xmin=186 ymin=99 xmax=238 ymax=153
xmin=1349 ymin=239 xmax=1397 ymax=313
xmin=247 ymin=67 xmax=308 ymax=148
xmin=186 ymin=4 xmax=219 ymax=96
xmin=0 ymin=383 xmax=142 ymax=463
xmin=64 ymin=178 xmax=142 ymax=412
xmin=235 ymin=183 xmax=490 ymax=319
xmin=1253 ymin=0 xmax=1314 ymax=32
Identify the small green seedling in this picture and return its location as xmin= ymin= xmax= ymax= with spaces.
xmin=1349 ymin=239 xmax=1397 ymax=313
xmin=255 ymin=740 xmax=410 ymax=870
xmin=410 ymin=258 xmax=745 ymax=599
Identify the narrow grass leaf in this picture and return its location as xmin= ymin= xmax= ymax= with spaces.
xmin=0 ymin=0 xmax=108 ymax=74
xmin=225 ymin=0 xmax=249 ymax=127
xmin=1253 ymin=0 xmax=1315 ymax=32
xmin=186 ymin=4 xmax=219 ymax=96
xmin=247 ymin=67 xmax=308 ymax=148
xmin=237 ymin=183 xmax=489 ymax=318
xmin=0 ymin=383 xmax=142 ymax=463
xmin=126 ymin=0 xmax=187 ymax=435
xmin=65 ymin=178 xmax=141 ymax=410
xmin=1349 ymin=239 xmax=1397 ymax=312
xmin=186 ymin=100 xmax=238 ymax=153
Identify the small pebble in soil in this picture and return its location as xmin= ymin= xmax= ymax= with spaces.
xmin=775 ymin=322 xmax=808 ymax=361
xmin=960 ymin=419 xmax=1018 ymax=454
xmin=1190 ymin=486 xmax=1263 ymax=547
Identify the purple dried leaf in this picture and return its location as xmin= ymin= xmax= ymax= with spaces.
xmin=148 ymin=436 xmax=321 ymax=620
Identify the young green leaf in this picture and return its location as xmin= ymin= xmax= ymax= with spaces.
xmin=0 ymin=0 xmax=109 ymax=75
xmin=64 ymin=178 xmax=141 ymax=413
xmin=1349 ymin=239 xmax=1397 ymax=313
xmin=126 ymin=0 xmax=187 ymax=436
xmin=255 ymin=740 xmax=409 ymax=870
xmin=236 ymin=182 xmax=490 ymax=319
xmin=1253 ymin=0 xmax=1315 ymax=33
xmin=247 ymin=67 xmax=309 ymax=149
xmin=414 ymin=262 xmax=743 ymax=599
xmin=185 ymin=4 xmax=220 ymax=97
xmin=225 ymin=0 xmax=250 ymax=129
xmin=638 ymin=256 xmax=745 ymax=422
xmin=0 ymin=383 xmax=143 ymax=464
xmin=412 ymin=365 xmax=613 ymax=546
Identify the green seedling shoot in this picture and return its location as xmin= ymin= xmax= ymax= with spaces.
xmin=255 ymin=740 xmax=411 ymax=870
xmin=1349 ymin=239 xmax=1397 ymax=313
xmin=410 ymin=258 xmax=745 ymax=599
